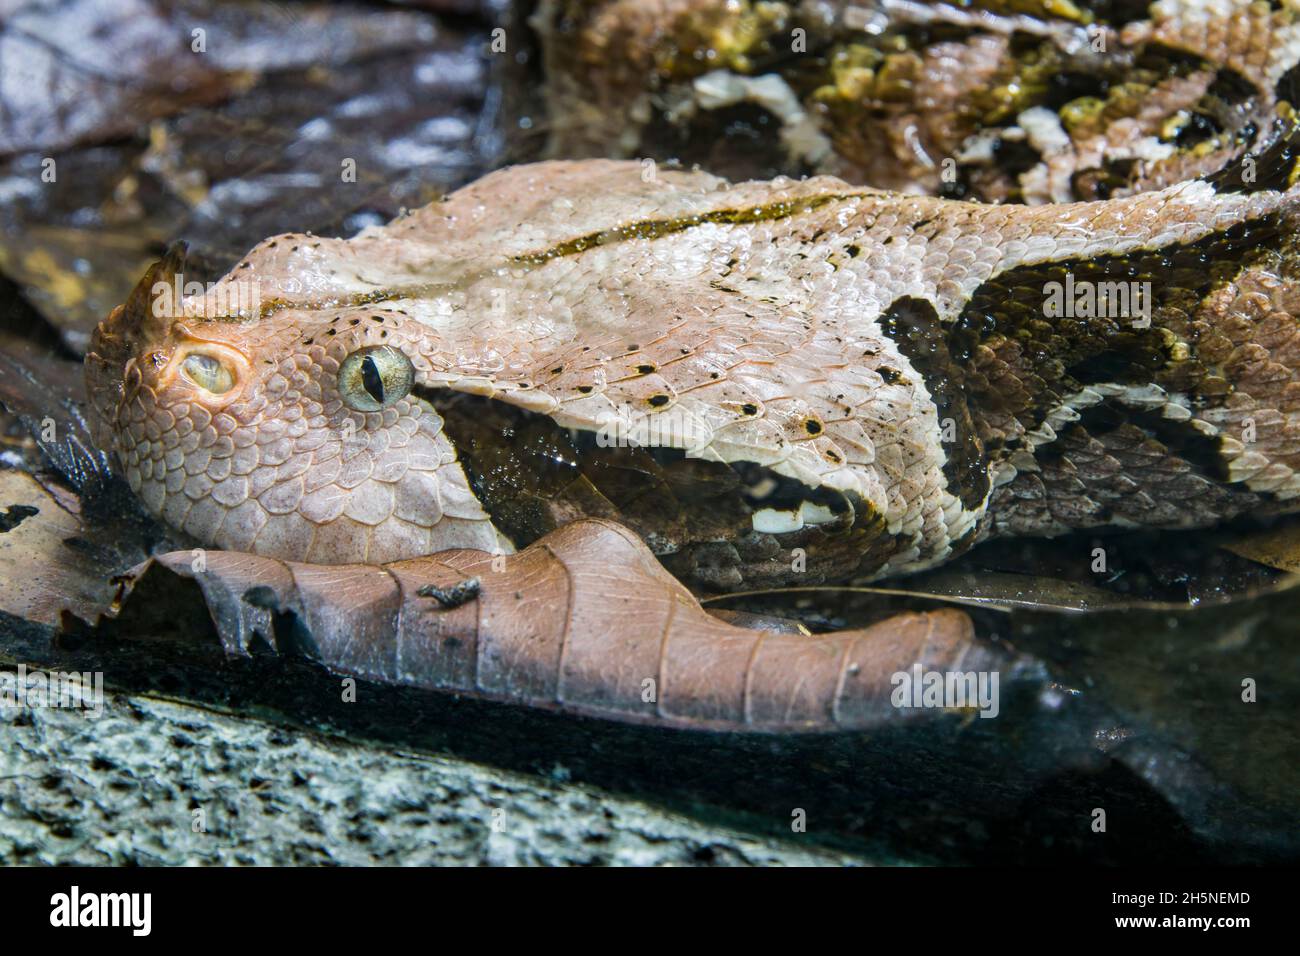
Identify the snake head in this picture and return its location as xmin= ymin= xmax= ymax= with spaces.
xmin=85 ymin=242 xmax=512 ymax=564
xmin=83 ymin=235 xmax=888 ymax=583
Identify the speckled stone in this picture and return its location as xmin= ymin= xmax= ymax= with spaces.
xmin=0 ymin=690 xmax=862 ymax=866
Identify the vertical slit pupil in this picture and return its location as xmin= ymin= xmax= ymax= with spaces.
xmin=361 ymin=354 xmax=385 ymax=404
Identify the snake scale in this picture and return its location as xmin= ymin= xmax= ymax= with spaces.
xmin=84 ymin=0 xmax=1300 ymax=602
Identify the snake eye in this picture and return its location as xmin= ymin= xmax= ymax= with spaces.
xmin=180 ymin=352 xmax=235 ymax=394
xmin=338 ymin=345 xmax=414 ymax=411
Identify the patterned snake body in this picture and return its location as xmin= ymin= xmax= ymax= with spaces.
xmin=78 ymin=0 xmax=1300 ymax=592
xmin=85 ymin=147 xmax=1300 ymax=589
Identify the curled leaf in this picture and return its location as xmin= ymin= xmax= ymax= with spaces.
xmin=108 ymin=519 xmax=1006 ymax=734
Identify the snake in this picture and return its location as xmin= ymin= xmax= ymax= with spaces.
xmin=84 ymin=0 xmax=1300 ymax=596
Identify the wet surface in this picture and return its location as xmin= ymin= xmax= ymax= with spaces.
xmin=0 ymin=0 xmax=499 ymax=351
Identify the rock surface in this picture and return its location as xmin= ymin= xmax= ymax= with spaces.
xmin=0 ymin=687 xmax=861 ymax=866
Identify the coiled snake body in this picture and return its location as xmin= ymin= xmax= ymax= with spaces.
xmin=86 ymin=1 xmax=1300 ymax=595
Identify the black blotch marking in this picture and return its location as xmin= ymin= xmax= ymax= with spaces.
xmin=938 ymin=177 xmax=971 ymax=201
xmin=1171 ymin=111 xmax=1220 ymax=148
xmin=0 ymin=504 xmax=39 ymax=533
xmin=577 ymin=385 xmax=594 ymax=394
xmin=878 ymin=367 xmax=903 ymax=384
xmin=1039 ymin=400 xmax=1229 ymax=484
xmin=636 ymin=364 xmax=656 ymax=375
xmin=648 ymin=394 xmax=670 ymax=407
xmin=990 ymin=137 xmax=1041 ymax=199
xmin=741 ymin=403 xmax=758 ymax=416
xmin=1205 ymin=117 xmax=1300 ymax=195
xmin=1071 ymin=158 xmax=1138 ymax=201
xmin=805 ymin=419 xmax=823 ymax=435
xmin=1057 ymin=0 xmax=1151 ymax=27
xmin=1277 ymin=62 xmax=1300 ymax=108
xmin=953 ymin=211 xmax=1286 ymax=444
xmin=880 ymin=296 xmax=989 ymax=510
xmin=1207 ymin=67 xmax=1258 ymax=107
xmin=729 ymin=461 xmax=852 ymax=517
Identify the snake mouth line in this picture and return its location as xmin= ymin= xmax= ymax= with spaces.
xmin=418 ymin=387 xmax=860 ymax=558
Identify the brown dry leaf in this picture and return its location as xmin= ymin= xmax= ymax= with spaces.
xmin=1220 ymin=518 xmax=1300 ymax=573
xmin=107 ymin=519 xmax=1002 ymax=734
xmin=0 ymin=228 xmax=160 ymax=355
xmin=0 ymin=0 xmax=440 ymax=156
xmin=0 ymin=469 xmax=116 ymax=626
xmin=0 ymin=0 xmax=488 ymax=349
